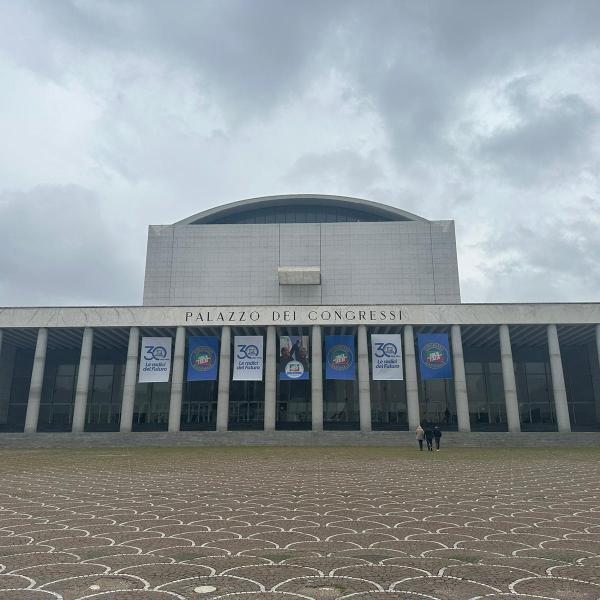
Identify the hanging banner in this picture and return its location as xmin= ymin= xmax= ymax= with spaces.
xmin=371 ymin=334 xmax=404 ymax=380
xmin=187 ymin=336 xmax=219 ymax=381
xmin=233 ymin=335 xmax=264 ymax=381
xmin=138 ymin=336 xmax=172 ymax=383
xmin=418 ymin=333 xmax=453 ymax=380
xmin=279 ymin=335 xmax=310 ymax=380
xmin=325 ymin=335 xmax=356 ymax=380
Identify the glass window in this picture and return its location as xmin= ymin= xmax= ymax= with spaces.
xmin=371 ymin=380 xmax=408 ymax=430
xmin=228 ymin=381 xmax=264 ymax=430
xmin=277 ymin=380 xmax=311 ymax=430
xmin=208 ymin=203 xmax=403 ymax=224
xmin=181 ymin=381 xmax=217 ymax=430
xmin=133 ymin=382 xmax=170 ymax=431
xmin=514 ymin=348 xmax=556 ymax=431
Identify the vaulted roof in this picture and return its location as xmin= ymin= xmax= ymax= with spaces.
xmin=175 ymin=194 xmax=428 ymax=225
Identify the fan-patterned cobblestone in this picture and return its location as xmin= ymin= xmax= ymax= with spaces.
xmin=0 ymin=447 xmax=599 ymax=599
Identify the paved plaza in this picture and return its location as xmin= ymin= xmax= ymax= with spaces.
xmin=0 ymin=447 xmax=600 ymax=600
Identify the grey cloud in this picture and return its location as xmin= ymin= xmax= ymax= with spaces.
xmin=334 ymin=1 xmax=600 ymax=171
xmin=472 ymin=202 xmax=600 ymax=302
xmin=5 ymin=0 xmax=599 ymax=164
xmin=1 ymin=1 xmax=600 ymax=304
xmin=479 ymin=80 xmax=599 ymax=185
xmin=0 ymin=186 xmax=143 ymax=305
xmin=285 ymin=150 xmax=383 ymax=191
xmin=13 ymin=0 xmax=343 ymax=119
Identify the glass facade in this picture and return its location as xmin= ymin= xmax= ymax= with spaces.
xmin=1 ymin=326 xmax=600 ymax=433
xmin=204 ymin=204 xmax=393 ymax=225
xmin=324 ymin=379 xmax=359 ymax=429
xmin=464 ymin=347 xmax=507 ymax=431
xmin=85 ymin=352 xmax=126 ymax=431
xmin=181 ymin=381 xmax=217 ymax=430
xmin=38 ymin=354 xmax=78 ymax=431
xmin=6 ymin=348 xmax=34 ymax=431
xmin=133 ymin=382 xmax=170 ymax=430
xmin=371 ymin=380 xmax=408 ymax=429
xmin=514 ymin=347 xmax=556 ymax=431
xmin=563 ymin=345 xmax=600 ymax=430
xmin=228 ymin=381 xmax=264 ymax=429
xmin=418 ymin=378 xmax=457 ymax=428
xmin=277 ymin=380 xmax=311 ymax=429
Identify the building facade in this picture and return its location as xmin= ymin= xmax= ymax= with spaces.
xmin=0 ymin=195 xmax=599 ymax=436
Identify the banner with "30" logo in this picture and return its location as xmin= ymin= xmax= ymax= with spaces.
xmin=139 ymin=336 xmax=172 ymax=383
xmin=371 ymin=334 xmax=403 ymax=380
xmin=233 ymin=335 xmax=264 ymax=381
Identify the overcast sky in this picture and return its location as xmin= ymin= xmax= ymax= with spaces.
xmin=1 ymin=0 xmax=599 ymax=306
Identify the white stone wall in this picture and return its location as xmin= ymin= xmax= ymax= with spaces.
xmin=143 ymin=220 xmax=461 ymax=306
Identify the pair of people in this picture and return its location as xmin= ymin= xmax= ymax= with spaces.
xmin=415 ymin=424 xmax=442 ymax=451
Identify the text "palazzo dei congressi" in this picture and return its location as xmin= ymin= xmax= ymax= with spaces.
xmin=184 ymin=308 xmax=403 ymax=325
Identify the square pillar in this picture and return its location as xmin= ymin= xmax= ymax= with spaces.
xmin=358 ymin=324 xmax=372 ymax=432
xmin=403 ymin=325 xmax=420 ymax=430
xmin=168 ymin=326 xmax=186 ymax=432
xmin=499 ymin=324 xmax=520 ymax=432
xmin=24 ymin=328 xmax=48 ymax=434
xmin=72 ymin=327 xmax=94 ymax=433
xmin=311 ymin=325 xmax=323 ymax=431
xmin=120 ymin=326 xmax=139 ymax=433
xmin=451 ymin=324 xmax=470 ymax=432
xmin=264 ymin=325 xmax=277 ymax=431
xmin=216 ymin=326 xmax=231 ymax=432
xmin=547 ymin=324 xmax=571 ymax=432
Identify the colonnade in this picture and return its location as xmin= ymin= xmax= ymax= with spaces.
xmin=2 ymin=323 xmax=599 ymax=434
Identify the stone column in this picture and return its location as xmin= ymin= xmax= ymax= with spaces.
xmin=403 ymin=325 xmax=420 ymax=430
xmin=451 ymin=324 xmax=470 ymax=432
xmin=595 ymin=325 xmax=600 ymax=423
xmin=311 ymin=325 xmax=323 ymax=432
xmin=547 ymin=324 xmax=571 ymax=432
xmin=357 ymin=325 xmax=372 ymax=433
xmin=264 ymin=325 xmax=277 ymax=431
xmin=0 ymin=330 xmax=7 ymax=425
xmin=499 ymin=324 xmax=520 ymax=432
xmin=120 ymin=326 xmax=139 ymax=433
xmin=72 ymin=327 xmax=94 ymax=433
xmin=216 ymin=326 xmax=231 ymax=432
xmin=168 ymin=326 xmax=186 ymax=433
xmin=24 ymin=328 xmax=48 ymax=433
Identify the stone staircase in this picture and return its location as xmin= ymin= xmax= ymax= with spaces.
xmin=0 ymin=430 xmax=599 ymax=449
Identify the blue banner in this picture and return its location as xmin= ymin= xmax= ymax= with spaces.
xmin=187 ymin=336 xmax=220 ymax=381
xmin=325 ymin=335 xmax=356 ymax=380
xmin=418 ymin=333 xmax=453 ymax=380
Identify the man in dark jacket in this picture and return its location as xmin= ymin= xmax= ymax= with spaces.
xmin=424 ymin=425 xmax=434 ymax=451
xmin=433 ymin=426 xmax=442 ymax=451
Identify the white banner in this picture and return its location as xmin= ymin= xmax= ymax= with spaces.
xmin=233 ymin=335 xmax=264 ymax=381
xmin=371 ymin=334 xmax=403 ymax=380
xmin=138 ymin=336 xmax=172 ymax=382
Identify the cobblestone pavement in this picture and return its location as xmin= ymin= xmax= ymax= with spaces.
xmin=0 ymin=446 xmax=600 ymax=600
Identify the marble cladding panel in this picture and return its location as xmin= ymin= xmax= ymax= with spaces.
xmin=143 ymin=220 xmax=461 ymax=306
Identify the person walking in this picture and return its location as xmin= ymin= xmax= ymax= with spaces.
xmin=433 ymin=426 xmax=442 ymax=451
xmin=416 ymin=425 xmax=425 ymax=451
xmin=424 ymin=425 xmax=434 ymax=451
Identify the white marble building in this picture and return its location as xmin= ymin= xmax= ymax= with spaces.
xmin=0 ymin=195 xmax=599 ymax=436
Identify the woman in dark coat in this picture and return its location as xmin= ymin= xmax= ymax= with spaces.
xmin=433 ymin=426 xmax=442 ymax=451
xmin=424 ymin=425 xmax=434 ymax=451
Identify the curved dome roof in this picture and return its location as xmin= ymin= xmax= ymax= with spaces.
xmin=175 ymin=194 xmax=428 ymax=225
